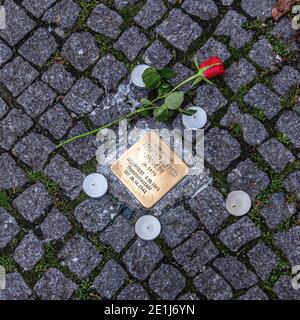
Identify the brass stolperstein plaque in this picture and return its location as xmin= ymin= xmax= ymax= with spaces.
xmin=111 ymin=131 xmax=189 ymax=209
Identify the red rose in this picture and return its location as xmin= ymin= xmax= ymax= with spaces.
xmin=199 ymin=56 xmax=225 ymax=79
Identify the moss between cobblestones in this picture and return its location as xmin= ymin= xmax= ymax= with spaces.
xmin=280 ymin=86 xmax=300 ymax=109
xmin=75 ymin=279 xmax=92 ymax=300
xmin=0 ymin=190 xmax=13 ymax=211
xmin=0 ymin=256 xmax=18 ymax=272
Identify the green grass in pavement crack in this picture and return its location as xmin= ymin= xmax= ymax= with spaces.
xmin=74 ymin=0 xmax=99 ymax=31
xmin=0 ymin=256 xmax=17 ymax=272
xmin=0 ymin=190 xmax=13 ymax=211
xmin=280 ymin=86 xmax=300 ymax=110
xmin=244 ymin=19 xmax=290 ymax=57
xmin=26 ymin=170 xmax=60 ymax=196
xmin=76 ymin=279 xmax=92 ymax=300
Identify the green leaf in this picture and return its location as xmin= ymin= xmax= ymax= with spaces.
xmin=159 ymin=68 xmax=177 ymax=80
xmin=179 ymin=108 xmax=197 ymax=116
xmin=139 ymin=109 xmax=152 ymax=117
xmin=158 ymin=84 xmax=172 ymax=97
xmin=140 ymin=98 xmax=152 ymax=106
xmin=153 ymin=106 xmax=171 ymax=122
xmin=142 ymin=67 xmax=161 ymax=89
xmin=165 ymin=91 xmax=184 ymax=110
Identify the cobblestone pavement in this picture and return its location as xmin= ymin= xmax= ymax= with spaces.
xmin=0 ymin=0 xmax=300 ymax=300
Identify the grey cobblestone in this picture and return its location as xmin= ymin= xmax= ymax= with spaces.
xmin=178 ymin=293 xmax=199 ymax=300
xmin=275 ymin=227 xmax=300 ymax=266
xmin=0 ymin=0 xmax=36 ymax=46
xmin=117 ymin=284 xmax=149 ymax=300
xmin=277 ymin=111 xmax=300 ymax=148
xmin=134 ymin=0 xmax=166 ymax=29
xmin=34 ymin=268 xmax=77 ymax=300
xmin=148 ymin=264 xmax=186 ymax=299
xmin=142 ymin=40 xmax=172 ymax=69
xmin=193 ymin=267 xmax=233 ymax=300
xmin=39 ymin=104 xmax=73 ymax=140
xmin=87 ymin=4 xmax=123 ymax=39
xmin=249 ymin=37 xmax=277 ymax=68
xmin=214 ymin=257 xmax=258 ymax=290
xmin=182 ymin=0 xmax=219 ymax=21
xmin=0 ymin=97 xmax=8 ymax=119
xmin=63 ymin=122 xmax=97 ymax=165
xmin=228 ymin=159 xmax=270 ymax=200
xmin=100 ymin=215 xmax=135 ymax=253
xmin=13 ymin=233 xmax=44 ymax=271
xmin=114 ymin=27 xmax=149 ymax=61
xmin=22 ymin=0 xmax=57 ymax=18
xmin=62 ymin=32 xmax=99 ymax=71
xmin=0 ymin=272 xmax=32 ymax=300
xmin=156 ymin=9 xmax=202 ymax=52
xmin=45 ymin=155 xmax=85 ymax=200
xmin=272 ymin=17 xmax=299 ymax=51
xmin=189 ymin=186 xmax=229 ymax=234
xmin=0 ymin=109 xmax=33 ymax=150
xmin=40 ymin=208 xmax=72 ymax=241
xmin=0 ymin=208 xmax=20 ymax=249
xmin=169 ymin=63 xmax=193 ymax=92
xmin=63 ymin=77 xmax=103 ymax=115
xmin=221 ymin=103 xmax=268 ymax=146
xmin=258 ymin=138 xmax=295 ymax=172
xmin=247 ymin=243 xmax=277 ymax=281
xmin=215 ymin=10 xmax=252 ymax=48
xmin=0 ymin=153 xmax=27 ymax=190
xmin=0 ymin=40 xmax=12 ymax=67
xmin=0 ymin=57 xmax=38 ymax=97
xmin=244 ymin=83 xmax=281 ymax=119
xmin=42 ymin=64 xmax=75 ymax=94
xmin=195 ymin=38 xmax=231 ymax=63
xmin=160 ymin=205 xmax=197 ymax=248
xmin=92 ymin=54 xmax=127 ymax=91
xmin=123 ymin=239 xmax=163 ymax=280
xmin=93 ymin=260 xmax=127 ymax=299
xmin=74 ymin=197 xmax=116 ymax=233
xmin=18 ymin=28 xmax=58 ymax=67
xmin=13 ymin=133 xmax=55 ymax=170
xmin=224 ymin=59 xmax=257 ymax=92
xmin=42 ymin=0 xmax=81 ymax=31
xmin=272 ymin=66 xmax=300 ymax=96
xmin=284 ymin=171 xmax=300 ymax=201
xmin=261 ymin=193 xmax=296 ymax=229
xmin=241 ymin=0 xmax=274 ymax=21
xmin=195 ymin=85 xmax=227 ymax=115
xmin=237 ymin=286 xmax=269 ymax=300
xmin=17 ymin=81 xmax=56 ymax=118
xmin=205 ymin=128 xmax=241 ymax=171
xmin=13 ymin=183 xmax=52 ymax=222
xmin=59 ymin=235 xmax=102 ymax=278
xmin=172 ymin=231 xmax=219 ymax=276
xmin=274 ymin=276 xmax=300 ymax=300
xmin=219 ymin=217 xmax=261 ymax=252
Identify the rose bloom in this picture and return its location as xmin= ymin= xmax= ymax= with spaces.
xmin=199 ymin=56 xmax=225 ymax=79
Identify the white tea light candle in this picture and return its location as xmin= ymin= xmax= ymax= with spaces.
xmin=83 ymin=173 xmax=108 ymax=198
xmin=135 ymin=215 xmax=161 ymax=241
xmin=182 ymin=106 xmax=207 ymax=129
xmin=131 ymin=64 xmax=150 ymax=88
xmin=226 ymin=190 xmax=252 ymax=216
